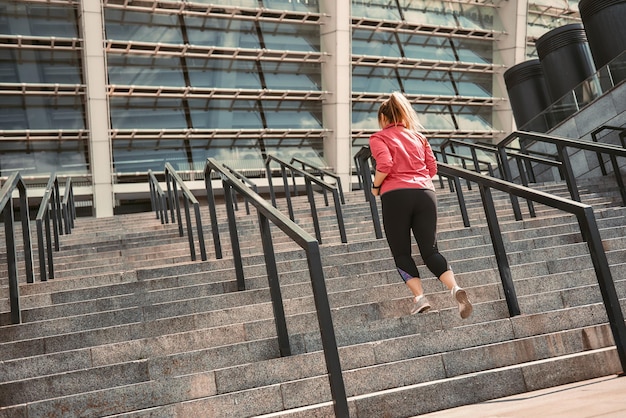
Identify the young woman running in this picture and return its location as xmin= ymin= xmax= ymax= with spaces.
xmin=369 ymin=92 xmax=472 ymax=318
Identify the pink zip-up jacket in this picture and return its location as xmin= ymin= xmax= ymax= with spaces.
xmin=369 ymin=123 xmax=437 ymax=194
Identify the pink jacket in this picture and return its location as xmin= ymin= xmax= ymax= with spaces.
xmin=369 ymin=123 xmax=437 ymax=194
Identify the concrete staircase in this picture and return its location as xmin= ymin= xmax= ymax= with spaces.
xmin=0 ymin=176 xmax=625 ymax=417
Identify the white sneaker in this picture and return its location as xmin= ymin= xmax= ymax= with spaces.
xmin=410 ymin=295 xmax=431 ymax=315
xmin=452 ymin=286 xmax=473 ymax=319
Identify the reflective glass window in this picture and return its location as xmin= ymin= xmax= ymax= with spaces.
xmin=352 ymin=29 xmax=401 ymax=57
xmin=399 ymin=0 xmax=498 ymax=31
xmin=352 ymin=0 xmax=401 ymax=20
xmin=188 ymin=99 xmax=264 ymax=129
xmin=187 ymin=58 xmax=262 ymax=89
xmin=191 ymin=0 xmax=260 ymax=7
xmin=0 ymin=95 xmax=85 ymax=130
xmin=352 ymin=101 xmax=381 ymax=130
xmin=454 ymin=73 xmax=492 ymax=97
xmin=259 ymin=21 xmax=320 ymax=52
xmin=260 ymin=61 xmax=321 ymax=90
xmin=107 ymin=55 xmax=185 ymax=86
xmin=453 ymin=105 xmax=492 ymax=130
xmin=110 ymin=97 xmax=187 ymax=129
xmin=353 ymin=66 xmax=401 ymax=93
xmin=400 ymin=69 xmax=456 ymax=96
xmin=0 ymin=139 xmax=89 ymax=177
xmin=452 ymin=39 xmax=493 ymax=64
xmin=400 ymin=33 xmax=456 ymax=62
xmin=0 ymin=49 xmax=82 ymax=84
xmin=0 ymin=3 xmax=78 ymax=38
xmin=105 ymin=10 xmax=183 ymax=43
xmin=113 ymin=139 xmax=189 ymax=173
xmin=264 ymin=0 xmax=319 ymax=13
xmin=184 ymin=17 xmax=260 ymax=49
xmin=262 ymin=100 xmax=322 ymax=129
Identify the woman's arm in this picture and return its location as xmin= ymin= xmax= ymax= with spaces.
xmin=371 ymin=170 xmax=388 ymax=196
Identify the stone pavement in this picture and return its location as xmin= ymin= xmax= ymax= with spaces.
xmin=418 ymin=374 xmax=626 ymax=417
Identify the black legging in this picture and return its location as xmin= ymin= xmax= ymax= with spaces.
xmin=381 ymin=188 xmax=449 ymax=281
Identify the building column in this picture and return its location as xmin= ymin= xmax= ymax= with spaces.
xmin=80 ymin=0 xmax=114 ymax=217
xmin=493 ymin=0 xmax=529 ymax=139
xmin=320 ymin=0 xmax=352 ymax=190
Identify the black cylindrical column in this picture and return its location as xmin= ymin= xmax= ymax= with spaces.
xmin=579 ymin=0 xmax=626 ymax=83
xmin=536 ymin=23 xmax=597 ymax=102
xmin=504 ymin=59 xmax=552 ymax=132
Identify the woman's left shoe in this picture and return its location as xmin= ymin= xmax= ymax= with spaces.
xmin=452 ymin=286 xmax=473 ymax=319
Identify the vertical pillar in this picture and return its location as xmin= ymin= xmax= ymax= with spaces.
xmin=320 ymin=1 xmax=352 ymax=191
xmin=493 ymin=0 xmax=528 ymax=139
xmin=80 ymin=0 xmax=114 ymax=217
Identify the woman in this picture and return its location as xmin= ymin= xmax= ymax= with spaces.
xmin=369 ymin=92 xmax=472 ymax=318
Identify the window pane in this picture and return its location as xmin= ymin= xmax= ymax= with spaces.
xmin=184 ymin=17 xmax=260 ymax=49
xmin=260 ymin=61 xmax=321 ymax=90
xmin=264 ymin=0 xmax=320 ymax=13
xmin=400 ymin=33 xmax=456 ymax=61
xmin=110 ymin=97 xmax=187 ymax=129
xmin=259 ymin=21 xmax=320 ymax=52
xmin=0 ymin=139 xmax=89 ymax=177
xmin=352 ymin=101 xmax=380 ymax=130
xmin=452 ymin=39 xmax=493 ymax=64
xmin=353 ymin=66 xmax=401 ymax=93
xmin=188 ymin=99 xmax=264 ymax=129
xmin=105 ymin=10 xmax=183 ymax=43
xmin=188 ymin=58 xmax=262 ymax=89
xmin=352 ymin=29 xmax=401 ymax=57
xmin=0 ymin=95 xmax=85 ymax=130
xmin=352 ymin=0 xmax=401 ymax=20
xmin=263 ymin=100 xmax=323 ymax=129
xmin=453 ymin=105 xmax=492 ymax=130
xmin=0 ymin=49 xmax=82 ymax=84
xmin=107 ymin=55 xmax=185 ymax=86
xmin=0 ymin=3 xmax=78 ymax=37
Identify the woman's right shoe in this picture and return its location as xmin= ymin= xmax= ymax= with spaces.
xmin=410 ymin=295 xmax=431 ymax=315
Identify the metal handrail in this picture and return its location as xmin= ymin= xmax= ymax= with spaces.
xmin=61 ymin=177 xmax=76 ymax=235
xmin=164 ymin=163 xmax=207 ymax=261
xmin=203 ymin=158 xmax=349 ymax=417
xmin=497 ymin=131 xmax=626 ymax=206
xmin=0 ymin=172 xmax=34 ymax=324
xmin=355 ymin=146 xmax=626 ymax=373
xmin=148 ymin=170 xmax=169 ymax=224
xmin=590 ymin=125 xmax=626 ymax=176
xmin=223 ymin=163 xmax=259 ymax=215
xmin=265 ymin=155 xmax=347 ymax=244
xmin=289 ymin=157 xmax=346 ymax=205
xmin=35 ymin=174 xmax=64 ymax=282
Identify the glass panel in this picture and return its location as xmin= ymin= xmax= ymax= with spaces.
xmin=452 ymin=39 xmax=493 ymax=64
xmin=260 ymin=61 xmax=321 ymax=90
xmin=351 ymin=0 xmax=401 ymax=20
xmin=454 ymin=73 xmax=492 ymax=97
xmin=453 ymin=105 xmax=492 ymax=130
xmin=191 ymin=0 xmax=260 ymax=7
xmin=113 ymin=139 xmax=189 ymax=173
xmin=0 ymin=3 xmax=78 ymax=38
xmin=259 ymin=21 xmax=320 ymax=52
xmin=188 ymin=58 xmax=262 ymax=89
xmin=415 ymin=105 xmax=457 ymax=131
xmin=105 ymin=9 xmax=183 ymax=43
xmin=399 ymin=0 xmax=499 ymax=31
xmin=107 ymin=55 xmax=185 ymax=86
xmin=352 ymin=29 xmax=401 ymax=57
xmin=262 ymin=100 xmax=322 ymax=129
xmin=0 ymin=49 xmax=82 ymax=84
xmin=188 ymin=99 xmax=264 ymax=129
xmin=110 ymin=97 xmax=187 ymax=129
xmin=0 ymin=139 xmax=89 ymax=177
xmin=184 ymin=17 xmax=260 ymax=49
xmin=352 ymin=101 xmax=380 ymax=130
xmin=400 ymin=69 xmax=456 ymax=96
xmin=353 ymin=66 xmax=401 ymax=93
xmin=400 ymin=33 xmax=456 ymax=61
xmin=264 ymin=0 xmax=320 ymax=13
xmin=0 ymin=95 xmax=85 ymax=130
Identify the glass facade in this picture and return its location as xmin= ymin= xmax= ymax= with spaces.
xmin=0 ymin=0 xmax=585 ymax=212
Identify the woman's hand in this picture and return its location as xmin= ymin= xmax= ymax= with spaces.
xmin=371 ymin=187 xmax=380 ymax=196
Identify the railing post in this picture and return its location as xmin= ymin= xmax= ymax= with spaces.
xmin=479 ymin=184 xmax=520 ymax=317
xmin=577 ymin=206 xmax=626 ymax=372
xmin=280 ymin=165 xmax=295 ymax=221
xmin=357 ymin=151 xmax=383 ymax=239
xmin=182 ymin=197 xmax=196 ymax=261
xmin=18 ymin=182 xmax=35 ymax=284
xmin=204 ymin=170 xmax=223 ymax=259
xmin=258 ymin=212 xmax=291 ymax=357
xmin=555 ymin=144 xmax=581 ymax=202
xmin=497 ymin=146 xmax=523 ymax=221
xmin=332 ymin=188 xmax=348 ymax=243
xmin=223 ymin=180 xmax=246 ymax=291
xmin=305 ymin=241 xmax=350 ymax=418
xmin=609 ymin=154 xmax=626 ymax=206
xmin=4 ymin=203 xmax=21 ymax=324
xmin=305 ymin=178 xmax=322 ymax=243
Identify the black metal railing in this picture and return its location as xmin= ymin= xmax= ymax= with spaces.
xmin=204 ymin=157 xmax=349 ymax=417
xmin=354 ymin=146 xmax=626 ymax=373
xmin=223 ymin=163 xmax=259 ymax=215
xmin=148 ymin=170 xmax=169 ymax=224
xmin=0 ymin=172 xmax=34 ymax=324
xmin=164 ymin=163 xmax=207 ymax=261
xmin=590 ymin=125 xmax=626 ymax=176
xmin=289 ymin=157 xmax=346 ymax=205
xmin=35 ymin=174 xmax=64 ymax=282
xmin=265 ymin=155 xmax=347 ymax=244
xmin=61 ymin=177 xmax=76 ymax=235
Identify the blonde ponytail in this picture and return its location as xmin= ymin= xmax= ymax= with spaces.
xmin=378 ymin=92 xmax=424 ymax=132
